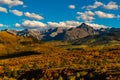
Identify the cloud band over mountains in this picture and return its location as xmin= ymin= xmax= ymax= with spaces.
xmin=15 ymin=20 xmax=108 ymax=30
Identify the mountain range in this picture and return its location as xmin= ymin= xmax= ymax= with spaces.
xmin=3 ymin=23 xmax=120 ymax=45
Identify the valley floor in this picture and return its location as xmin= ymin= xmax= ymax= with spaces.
xmin=0 ymin=42 xmax=120 ymax=80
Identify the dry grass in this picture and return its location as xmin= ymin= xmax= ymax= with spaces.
xmin=0 ymin=31 xmax=119 ymax=79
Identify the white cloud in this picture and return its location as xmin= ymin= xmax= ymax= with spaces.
xmin=76 ymin=10 xmax=117 ymax=21
xmin=0 ymin=6 xmax=7 ymax=13
xmin=15 ymin=23 xmax=21 ymax=27
xmin=83 ymin=1 xmax=103 ymax=10
xmin=65 ymin=21 xmax=81 ymax=27
xmin=21 ymin=20 xmax=46 ymax=29
xmin=86 ymin=23 xmax=108 ymax=29
xmin=47 ymin=22 xmax=66 ymax=27
xmin=24 ymin=12 xmax=44 ymax=20
xmin=68 ymin=5 xmax=76 ymax=9
xmin=55 ymin=21 xmax=109 ymax=29
xmin=0 ymin=0 xmax=24 ymax=7
xmin=0 ymin=24 xmax=4 ymax=27
xmin=103 ymin=1 xmax=119 ymax=10
xmin=84 ymin=11 xmax=95 ymax=16
xmin=18 ymin=20 xmax=81 ymax=29
xmin=0 ymin=23 xmax=8 ymax=27
xmin=47 ymin=21 xmax=81 ymax=28
xmin=95 ymin=11 xmax=115 ymax=18
xmin=32 ymin=21 xmax=109 ymax=30
xmin=76 ymin=11 xmax=95 ymax=22
xmin=83 ymin=1 xmax=119 ymax=10
xmin=16 ymin=20 xmax=110 ymax=30
xmin=10 ymin=9 xmax=23 ymax=16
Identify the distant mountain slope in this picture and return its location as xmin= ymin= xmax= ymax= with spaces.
xmin=41 ymin=27 xmax=66 ymax=41
xmin=16 ymin=29 xmax=44 ymax=40
xmin=72 ymin=28 xmax=120 ymax=45
xmin=13 ymin=23 xmax=107 ymax=41
xmin=64 ymin=23 xmax=100 ymax=40
xmin=3 ymin=23 xmax=111 ymax=41
xmin=41 ymin=23 xmax=106 ymax=41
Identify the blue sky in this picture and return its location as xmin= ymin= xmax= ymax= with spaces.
xmin=0 ymin=0 xmax=120 ymax=30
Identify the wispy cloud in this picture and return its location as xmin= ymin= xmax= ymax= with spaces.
xmin=103 ymin=1 xmax=119 ymax=10
xmin=0 ymin=6 xmax=8 ymax=13
xmin=0 ymin=23 xmax=8 ymax=27
xmin=10 ymin=9 xmax=23 ymax=16
xmin=82 ymin=1 xmax=119 ymax=10
xmin=95 ymin=11 xmax=115 ymax=18
xmin=76 ymin=11 xmax=95 ymax=22
xmin=68 ymin=5 xmax=76 ymax=9
xmin=0 ymin=24 xmax=4 ymax=27
xmin=82 ymin=1 xmax=103 ymax=10
xmin=76 ymin=10 xmax=118 ymax=22
xmin=86 ymin=23 xmax=108 ymax=29
xmin=15 ymin=23 xmax=21 ymax=27
xmin=116 ymin=15 xmax=120 ymax=18
xmin=24 ymin=12 xmax=44 ymax=20
xmin=0 ymin=0 xmax=24 ymax=7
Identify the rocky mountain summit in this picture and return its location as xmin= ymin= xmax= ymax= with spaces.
xmin=5 ymin=23 xmax=114 ymax=41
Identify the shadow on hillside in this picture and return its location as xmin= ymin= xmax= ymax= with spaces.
xmin=17 ymin=68 xmax=109 ymax=80
xmin=0 ymin=51 xmax=41 ymax=60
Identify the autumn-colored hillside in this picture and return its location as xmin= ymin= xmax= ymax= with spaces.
xmin=0 ymin=31 xmax=66 ymax=56
xmin=0 ymin=31 xmax=119 ymax=80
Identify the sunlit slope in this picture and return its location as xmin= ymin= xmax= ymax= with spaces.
xmin=0 ymin=31 xmax=21 ymax=55
xmin=0 ymin=31 xmax=68 ymax=57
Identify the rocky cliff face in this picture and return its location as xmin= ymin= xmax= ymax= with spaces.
xmin=41 ymin=27 xmax=66 ymax=41
xmin=17 ymin=29 xmax=44 ymax=40
xmin=64 ymin=23 xmax=99 ymax=40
